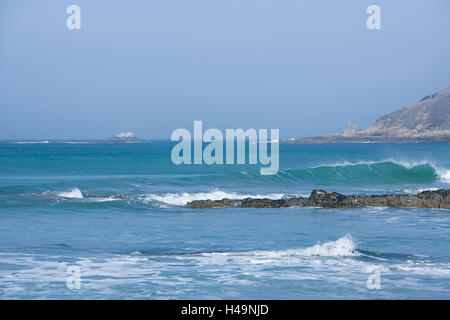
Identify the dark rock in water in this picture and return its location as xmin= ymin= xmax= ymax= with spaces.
xmin=307 ymin=189 xmax=354 ymax=207
xmin=415 ymin=189 xmax=449 ymax=208
xmin=187 ymin=198 xmax=242 ymax=209
xmin=241 ymin=198 xmax=288 ymax=208
xmin=186 ymin=189 xmax=450 ymax=209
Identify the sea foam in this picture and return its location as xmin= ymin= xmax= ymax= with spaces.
xmin=57 ymin=188 xmax=84 ymax=199
xmin=144 ymin=190 xmax=285 ymax=206
xmin=204 ymin=234 xmax=359 ymax=258
xmin=437 ymin=169 xmax=450 ymax=183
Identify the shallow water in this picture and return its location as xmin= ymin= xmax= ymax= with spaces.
xmin=0 ymin=142 xmax=449 ymax=299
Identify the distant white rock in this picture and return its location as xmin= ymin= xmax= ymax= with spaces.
xmin=116 ymin=132 xmax=136 ymax=139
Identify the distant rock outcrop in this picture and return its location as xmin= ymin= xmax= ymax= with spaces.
xmin=287 ymin=87 xmax=450 ymax=143
xmin=115 ymin=132 xmax=137 ymax=139
xmin=10 ymin=132 xmax=145 ymax=144
xmin=186 ymin=189 xmax=450 ymax=209
xmin=102 ymin=132 xmax=143 ymax=143
xmin=343 ymin=121 xmax=363 ymax=136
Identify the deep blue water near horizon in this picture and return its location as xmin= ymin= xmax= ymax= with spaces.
xmin=0 ymin=142 xmax=449 ymax=299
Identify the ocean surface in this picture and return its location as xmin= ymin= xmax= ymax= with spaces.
xmin=0 ymin=142 xmax=449 ymax=299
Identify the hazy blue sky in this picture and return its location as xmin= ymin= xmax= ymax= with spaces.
xmin=1 ymin=0 xmax=449 ymax=139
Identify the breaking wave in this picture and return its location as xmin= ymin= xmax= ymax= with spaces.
xmin=280 ymin=160 xmax=449 ymax=185
xmin=202 ymin=234 xmax=359 ymax=258
xmin=42 ymin=188 xmax=119 ymax=202
xmin=144 ymin=190 xmax=286 ymax=206
xmin=57 ymin=188 xmax=84 ymax=199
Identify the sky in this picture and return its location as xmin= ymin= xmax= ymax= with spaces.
xmin=1 ymin=0 xmax=449 ymax=140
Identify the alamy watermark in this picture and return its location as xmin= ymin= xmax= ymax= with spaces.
xmin=366 ymin=266 xmax=381 ymax=290
xmin=65 ymin=5 xmax=381 ymax=32
xmin=66 ymin=5 xmax=81 ymax=30
xmin=171 ymin=121 xmax=279 ymax=175
xmin=366 ymin=5 xmax=381 ymax=30
xmin=66 ymin=265 xmax=81 ymax=290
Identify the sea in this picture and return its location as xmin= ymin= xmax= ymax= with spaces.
xmin=0 ymin=141 xmax=449 ymax=299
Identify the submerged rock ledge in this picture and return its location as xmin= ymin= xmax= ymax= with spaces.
xmin=186 ymin=189 xmax=450 ymax=209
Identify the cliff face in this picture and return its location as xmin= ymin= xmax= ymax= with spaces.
xmin=288 ymin=86 xmax=450 ymax=143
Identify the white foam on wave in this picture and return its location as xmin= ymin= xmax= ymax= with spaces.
xmin=437 ymin=169 xmax=450 ymax=183
xmin=144 ymin=190 xmax=285 ymax=206
xmin=57 ymin=188 xmax=84 ymax=199
xmin=43 ymin=188 xmax=122 ymax=202
xmin=14 ymin=140 xmax=50 ymax=144
xmin=311 ymin=158 xmax=450 ymax=183
xmin=84 ymin=196 xmax=120 ymax=203
xmin=312 ymin=158 xmax=434 ymax=170
xmin=393 ymin=261 xmax=450 ymax=277
xmin=204 ymin=234 xmax=359 ymax=258
xmin=402 ymin=187 xmax=439 ymax=194
xmin=288 ymin=234 xmax=358 ymax=257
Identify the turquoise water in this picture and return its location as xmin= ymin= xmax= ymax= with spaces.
xmin=0 ymin=142 xmax=449 ymax=299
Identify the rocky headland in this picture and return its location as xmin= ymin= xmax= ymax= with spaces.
xmin=286 ymin=87 xmax=450 ymax=143
xmin=187 ymin=189 xmax=450 ymax=209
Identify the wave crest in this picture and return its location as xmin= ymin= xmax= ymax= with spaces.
xmin=57 ymin=188 xmax=83 ymax=199
xmin=42 ymin=188 xmax=120 ymax=202
xmin=205 ymin=234 xmax=359 ymax=258
xmin=280 ymin=160 xmax=449 ymax=185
